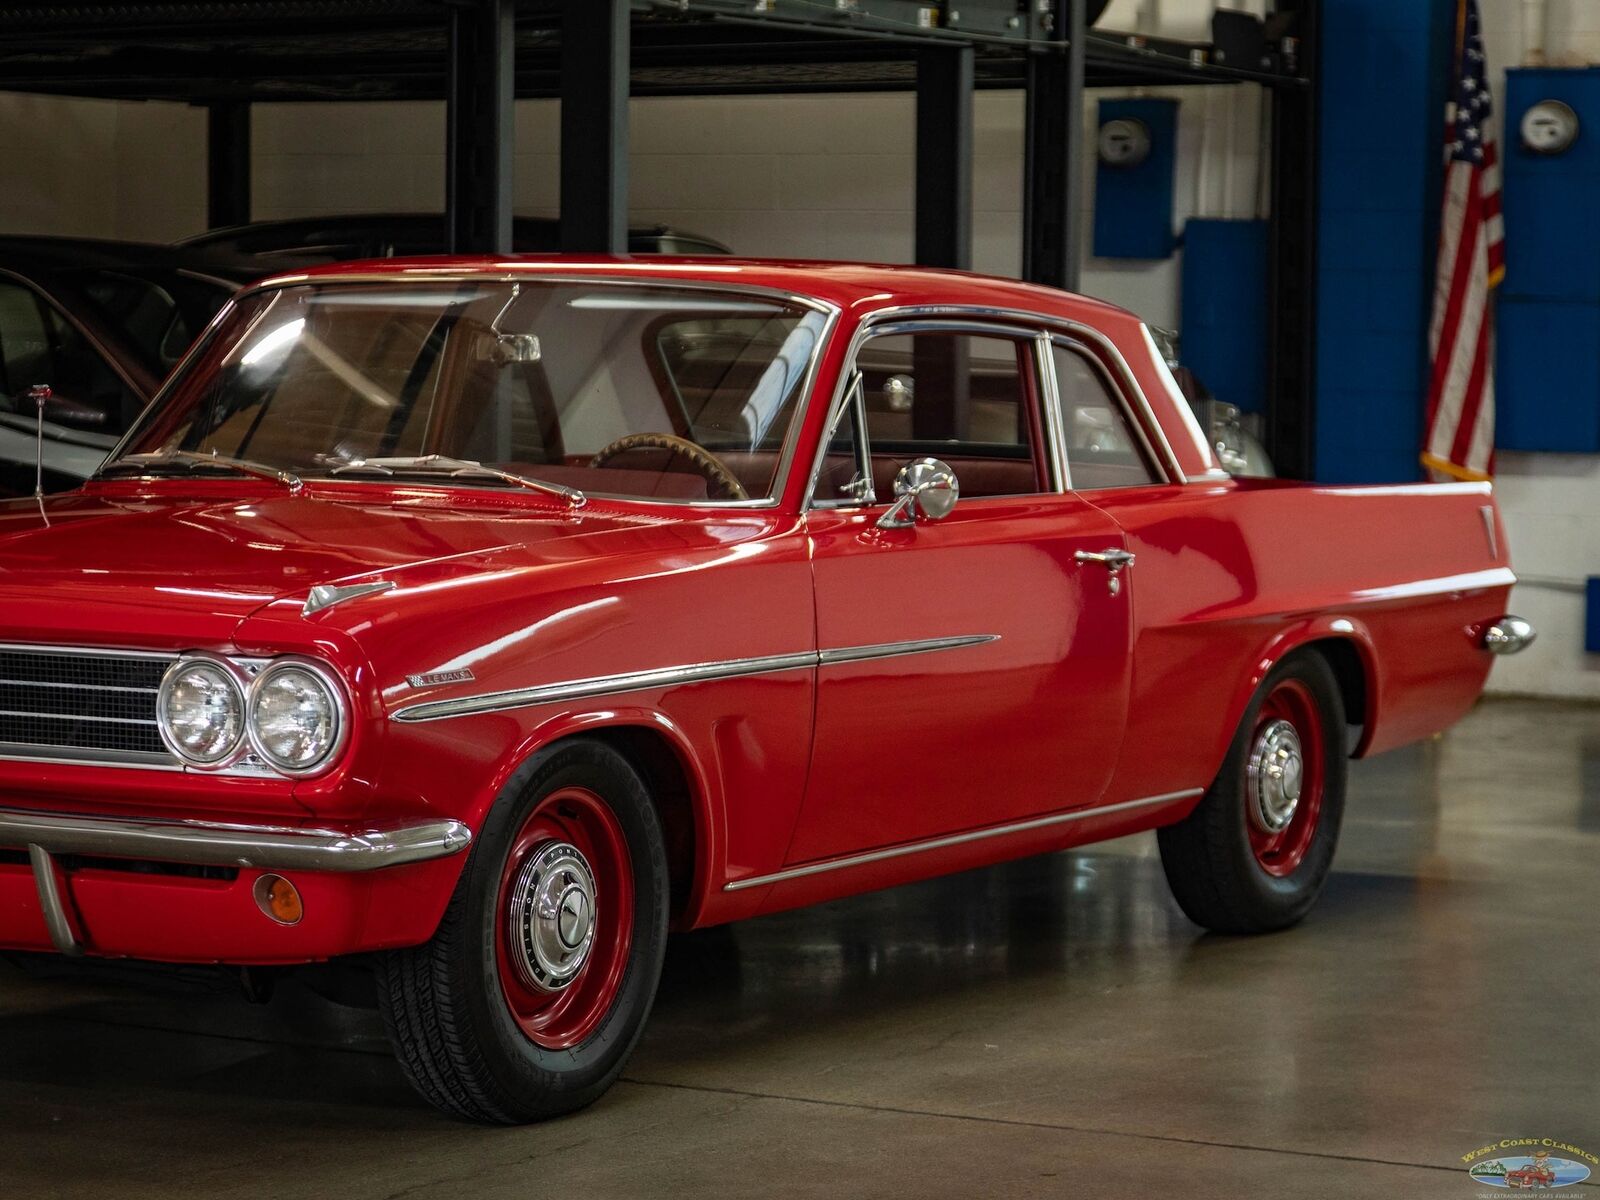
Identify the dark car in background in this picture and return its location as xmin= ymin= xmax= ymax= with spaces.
xmin=0 ymin=237 xmax=280 ymax=494
xmin=179 ymin=215 xmax=732 ymax=263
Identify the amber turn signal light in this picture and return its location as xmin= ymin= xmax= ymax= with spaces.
xmin=253 ymin=874 xmax=303 ymax=926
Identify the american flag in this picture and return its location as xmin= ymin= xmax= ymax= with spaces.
xmin=1423 ymin=0 xmax=1504 ymax=481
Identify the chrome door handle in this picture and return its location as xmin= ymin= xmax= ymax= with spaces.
xmin=1074 ymin=548 xmax=1135 ymax=572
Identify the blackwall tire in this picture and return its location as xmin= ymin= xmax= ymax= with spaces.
xmin=1157 ymin=651 xmax=1347 ymax=935
xmin=376 ymin=738 xmax=670 ymax=1124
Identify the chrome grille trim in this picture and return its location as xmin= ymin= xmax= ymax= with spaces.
xmin=0 ymin=644 xmax=179 ymax=767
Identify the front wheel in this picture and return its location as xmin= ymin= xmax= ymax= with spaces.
xmin=1157 ymin=651 xmax=1347 ymax=934
xmin=376 ymin=739 xmax=670 ymax=1123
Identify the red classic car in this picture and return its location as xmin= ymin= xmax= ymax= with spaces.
xmin=0 ymin=259 xmax=1531 ymax=1123
xmin=1506 ymin=1162 xmax=1557 ymax=1188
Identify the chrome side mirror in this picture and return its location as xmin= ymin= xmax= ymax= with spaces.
xmin=877 ymin=457 xmax=958 ymax=530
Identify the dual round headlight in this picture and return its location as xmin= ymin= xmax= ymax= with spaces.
xmin=157 ymin=655 xmax=346 ymax=775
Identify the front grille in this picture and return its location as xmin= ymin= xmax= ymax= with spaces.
xmin=0 ymin=646 xmax=174 ymax=762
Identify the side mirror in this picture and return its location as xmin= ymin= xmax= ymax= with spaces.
xmin=877 ymin=457 xmax=958 ymax=530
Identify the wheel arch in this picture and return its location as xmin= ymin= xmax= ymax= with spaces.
xmin=468 ymin=708 xmax=723 ymax=931
xmin=1222 ymin=618 xmax=1381 ymax=765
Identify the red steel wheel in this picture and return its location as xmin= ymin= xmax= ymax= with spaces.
xmin=1243 ymin=678 xmax=1325 ymax=877
xmin=495 ymin=785 xmax=635 ymax=1050
xmin=1157 ymin=650 xmax=1347 ymax=935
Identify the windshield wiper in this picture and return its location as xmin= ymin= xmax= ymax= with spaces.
xmin=99 ymin=449 xmax=304 ymax=493
xmin=324 ymin=455 xmax=585 ymax=507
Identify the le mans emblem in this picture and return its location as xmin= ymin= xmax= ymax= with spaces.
xmin=1465 ymin=1141 xmax=1596 ymax=1190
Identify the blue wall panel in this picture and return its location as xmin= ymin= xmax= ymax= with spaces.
xmin=1312 ymin=0 xmax=1456 ymax=483
xmin=1179 ymin=218 xmax=1268 ymax=413
xmin=1093 ymin=98 xmax=1179 ymax=260
xmin=1588 ymin=578 xmax=1600 ymax=654
xmin=1498 ymin=301 xmax=1600 ymax=452
xmin=1498 ymin=67 xmax=1600 ymax=453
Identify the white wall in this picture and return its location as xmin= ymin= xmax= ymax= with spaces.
xmin=1476 ymin=0 xmax=1600 ymax=699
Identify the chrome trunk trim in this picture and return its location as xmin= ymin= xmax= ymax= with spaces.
xmin=391 ymin=635 xmax=1000 ymax=723
xmin=0 ymin=809 xmax=472 ymax=873
xmin=722 ymin=788 xmax=1206 ymax=891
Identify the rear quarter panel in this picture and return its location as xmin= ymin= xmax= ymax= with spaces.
xmin=1084 ymin=478 xmax=1512 ymax=804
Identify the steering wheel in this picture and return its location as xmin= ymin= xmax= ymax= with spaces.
xmin=589 ymin=433 xmax=749 ymax=501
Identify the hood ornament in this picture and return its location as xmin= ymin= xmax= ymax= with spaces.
xmin=303 ymin=580 xmax=397 ymax=617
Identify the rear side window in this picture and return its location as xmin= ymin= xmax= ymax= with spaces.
xmin=1054 ymin=343 xmax=1161 ymax=489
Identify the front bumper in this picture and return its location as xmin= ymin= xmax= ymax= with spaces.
xmin=0 ymin=807 xmax=472 ymax=962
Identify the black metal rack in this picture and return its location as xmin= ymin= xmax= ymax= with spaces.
xmin=0 ymin=0 xmax=1319 ymax=475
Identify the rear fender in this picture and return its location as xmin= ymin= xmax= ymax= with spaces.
xmin=1216 ymin=617 xmax=1382 ymax=776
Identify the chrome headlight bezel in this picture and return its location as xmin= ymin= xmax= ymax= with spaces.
xmin=244 ymin=656 xmax=348 ymax=777
xmin=156 ymin=653 xmax=247 ymax=768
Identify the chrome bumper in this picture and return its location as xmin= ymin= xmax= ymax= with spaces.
xmin=1 ymin=808 xmax=473 ymax=957
xmin=0 ymin=808 xmax=472 ymax=872
xmin=1482 ymin=614 xmax=1537 ymax=655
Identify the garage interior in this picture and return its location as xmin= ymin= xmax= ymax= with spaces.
xmin=0 ymin=1 xmax=1596 ymax=1197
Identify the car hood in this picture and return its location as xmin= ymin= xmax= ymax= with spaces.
xmin=0 ymin=487 xmax=665 ymax=646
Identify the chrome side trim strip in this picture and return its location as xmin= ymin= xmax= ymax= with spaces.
xmin=391 ymin=634 xmax=1000 ymax=723
xmin=817 ymin=634 xmax=998 ymax=666
xmin=28 ymin=844 xmax=82 ymax=956
xmin=722 ymin=788 xmax=1206 ymax=891
xmin=0 ymin=809 xmax=473 ymax=873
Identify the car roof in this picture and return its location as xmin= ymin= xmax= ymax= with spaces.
xmin=250 ymin=256 xmax=1142 ymax=328
xmin=0 ymin=235 xmax=302 ymax=286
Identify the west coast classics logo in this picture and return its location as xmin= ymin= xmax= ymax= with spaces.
xmin=1464 ymin=1140 xmax=1595 ymax=1190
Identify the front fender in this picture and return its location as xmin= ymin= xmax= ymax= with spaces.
xmin=462 ymin=706 xmax=725 ymax=928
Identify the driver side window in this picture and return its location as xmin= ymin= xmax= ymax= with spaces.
xmin=815 ymin=328 xmax=1049 ymax=506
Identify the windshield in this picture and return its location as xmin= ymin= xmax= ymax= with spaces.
xmin=110 ymin=279 xmax=828 ymax=502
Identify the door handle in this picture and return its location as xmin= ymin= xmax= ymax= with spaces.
xmin=1074 ymin=548 xmax=1135 ymax=573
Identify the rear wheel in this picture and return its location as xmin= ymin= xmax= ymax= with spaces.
xmin=376 ymin=739 xmax=669 ymax=1124
xmin=1157 ymin=651 xmax=1347 ymax=934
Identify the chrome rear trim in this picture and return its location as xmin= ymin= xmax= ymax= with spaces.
xmin=722 ymin=788 xmax=1205 ymax=891
xmin=391 ymin=634 xmax=999 ymax=723
xmin=0 ymin=809 xmax=473 ymax=873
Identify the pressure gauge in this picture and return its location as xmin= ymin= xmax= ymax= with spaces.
xmin=1520 ymin=100 xmax=1579 ymax=155
xmin=1098 ymin=117 xmax=1152 ymax=167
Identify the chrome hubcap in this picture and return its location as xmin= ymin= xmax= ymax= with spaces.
xmin=1247 ymin=718 xmax=1304 ymax=833
xmin=508 ymin=841 xmax=597 ymax=992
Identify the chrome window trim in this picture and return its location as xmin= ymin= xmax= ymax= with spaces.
xmin=390 ymin=634 xmax=999 ymax=723
xmin=1034 ymin=331 xmax=1072 ymax=491
xmin=722 ymin=787 xmax=1206 ymax=891
xmin=104 ymin=273 xmax=842 ymax=513
xmin=0 ymin=807 xmax=473 ymax=874
xmin=1046 ymin=334 xmax=1168 ymax=490
xmin=1138 ymin=322 xmax=1225 ymax=480
xmin=802 ymin=314 xmax=1067 ymax=512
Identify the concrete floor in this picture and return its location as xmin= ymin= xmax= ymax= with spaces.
xmin=2 ymin=697 xmax=1597 ymax=1199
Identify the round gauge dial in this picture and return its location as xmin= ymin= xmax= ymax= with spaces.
xmin=1520 ymin=100 xmax=1579 ymax=155
xmin=1098 ymin=117 xmax=1152 ymax=167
